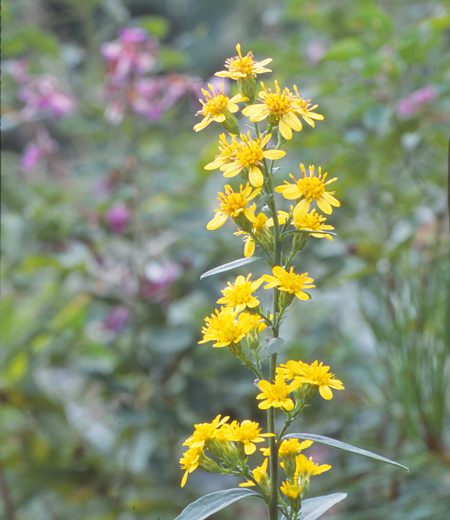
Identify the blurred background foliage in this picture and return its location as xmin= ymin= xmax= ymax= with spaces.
xmin=1 ymin=0 xmax=449 ymax=519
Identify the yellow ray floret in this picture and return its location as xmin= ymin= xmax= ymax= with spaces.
xmin=256 ymin=372 xmax=296 ymax=411
xmin=183 ymin=414 xmax=230 ymax=449
xmin=242 ymin=80 xmax=324 ymax=139
xmin=207 ymin=183 xmax=261 ymax=230
xmin=206 ymin=132 xmax=285 ymax=188
xmin=179 ymin=445 xmax=203 ymax=487
xmin=199 ymin=308 xmax=254 ymax=347
xmin=217 ymin=273 xmax=263 ymax=313
xmin=226 ymin=419 xmax=274 ymax=455
xmin=215 ymin=43 xmax=272 ymax=79
xmin=279 ymin=360 xmax=344 ymax=400
xmin=262 ymin=266 xmax=315 ymax=301
xmin=275 ymin=164 xmax=340 ymax=218
xmin=239 ymin=458 xmax=269 ymax=487
xmin=194 ymin=83 xmax=247 ymax=132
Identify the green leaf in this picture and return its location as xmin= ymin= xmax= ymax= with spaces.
xmin=282 ymin=433 xmax=409 ymax=471
xmin=324 ymin=39 xmax=365 ymax=61
xmin=200 ymin=257 xmax=263 ymax=279
xmin=300 ymin=493 xmax=347 ymax=520
xmin=262 ymin=337 xmax=285 ymax=360
xmin=139 ymin=15 xmax=171 ymax=38
xmin=174 ymin=488 xmax=260 ymax=520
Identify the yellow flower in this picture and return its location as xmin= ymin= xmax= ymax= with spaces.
xmin=279 ymin=438 xmax=314 ymax=458
xmin=206 ymin=132 xmax=285 ymax=188
xmin=227 ymin=420 xmax=273 ymax=455
xmin=239 ymin=458 xmax=269 ymax=488
xmin=256 ymin=372 xmax=296 ymax=411
xmin=242 ymin=80 xmax=324 ymax=140
xmin=262 ymin=266 xmax=315 ymax=301
xmin=280 ymin=360 xmax=344 ymax=400
xmin=295 ymin=453 xmax=332 ymax=477
xmin=194 ymin=83 xmax=246 ymax=132
xmin=207 ymin=183 xmax=261 ymax=230
xmin=234 ymin=204 xmax=270 ymax=257
xmin=199 ymin=308 xmax=255 ymax=348
xmin=183 ymin=415 xmax=230 ymax=449
xmin=180 ymin=445 xmax=203 ymax=487
xmin=215 ymin=43 xmax=272 ymax=80
xmin=280 ymin=480 xmax=302 ymax=499
xmin=240 ymin=311 xmax=269 ymax=333
xmin=217 ymin=273 xmax=263 ymax=313
xmin=275 ymin=164 xmax=340 ymax=218
xmin=278 ymin=207 xmax=334 ymax=240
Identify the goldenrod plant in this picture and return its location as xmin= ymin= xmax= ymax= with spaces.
xmin=176 ymin=44 xmax=408 ymax=520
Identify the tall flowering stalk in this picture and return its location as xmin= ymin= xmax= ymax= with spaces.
xmin=177 ymin=45 xmax=407 ymax=520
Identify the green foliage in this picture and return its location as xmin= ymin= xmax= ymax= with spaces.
xmin=1 ymin=0 xmax=449 ymax=519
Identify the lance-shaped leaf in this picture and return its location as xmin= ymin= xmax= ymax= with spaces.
xmin=300 ymin=492 xmax=347 ymax=520
xmin=282 ymin=433 xmax=409 ymax=471
xmin=174 ymin=488 xmax=260 ymax=520
xmin=200 ymin=257 xmax=263 ymax=279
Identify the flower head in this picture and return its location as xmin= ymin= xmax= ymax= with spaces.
xmin=242 ymin=80 xmax=323 ymax=139
xmin=206 ymin=133 xmax=285 ymax=187
xmin=227 ymin=420 xmax=273 ymax=455
xmin=239 ymin=457 xmax=269 ymax=488
xmin=275 ymin=164 xmax=339 ymax=218
xmin=179 ymin=445 xmax=203 ymax=487
xmin=235 ymin=204 xmax=271 ymax=257
xmin=199 ymin=308 xmax=253 ymax=348
xmin=279 ymin=438 xmax=314 ymax=458
xmin=194 ymin=83 xmax=246 ymax=132
xmin=295 ymin=453 xmax=331 ymax=477
xmin=262 ymin=266 xmax=315 ymax=301
xmin=215 ymin=44 xmax=272 ymax=80
xmin=256 ymin=372 xmax=296 ymax=411
xmin=279 ymin=360 xmax=344 ymax=400
xmin=207 ymin=183 xmax=261 ymax=230
xmin=217 ymin=274 xmax=263 ymax=313
xmin=183 ymin=415 xmax=230 ymax=449
xmin=20 ymin=130 xmax=58 ymax=171
xmin=280 ymin=480 xmax=302 ymax=499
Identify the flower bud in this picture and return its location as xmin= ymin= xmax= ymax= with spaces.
xmin=220 ymin=112 xmax=240 ymax=135
xmin=237 ymin=76 xmax=256 ymax=104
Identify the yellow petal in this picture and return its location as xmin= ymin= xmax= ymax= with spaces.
xmin=207 ymin=213 xmax=228 ymax=230
xmin=319 ymin=385 xmax=333 ymax=400
xmin=263 ymin=149 xmax=286 ymax=160
xmin=279 ymin=118 xmax=293 ymax=140
xmin=248 ymin=165 xmax=264 ymax=187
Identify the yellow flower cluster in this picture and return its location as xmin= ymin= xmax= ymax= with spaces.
xmin=183 ymin=43 xmax=345 ymax=517
xmin=180 ymin=415 xmax=273 ymax=487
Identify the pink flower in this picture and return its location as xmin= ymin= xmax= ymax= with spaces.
xmin=105 ymin=202 xmax=131 ymax=233
xmin=397 ymin=85 xmax=438 ymax=118
xmin=18 ymin=74 xmax=75 ymax=119
xmin=20 ymin=130 xmax=58 ymax=170
xmin=102 ymin=306 xmax=129 ymax=334
xmin=101 ymin=28 xmax=158 ymax=87
xmin=130 ymin=74 xmax=195 ymax=121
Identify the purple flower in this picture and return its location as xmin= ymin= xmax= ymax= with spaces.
xmin=105 ymin=202 xmax=131 ymax=233
xmin=103 ymin=306 xmax=129 ymax=334
xmin=130 ymin=74 xmax=195 ymax=121
xmin=101 ymin=28 xmax=158 ymax=88
xmin=20 ymin=130 xmax=58 ymax=170
xmin=141 ymin=261 xmax=181 ymax=303
xmin=397 ymin=85 xmax=438 ymax=118
xmin=18 ymin=74 xmax=75 ymax=119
